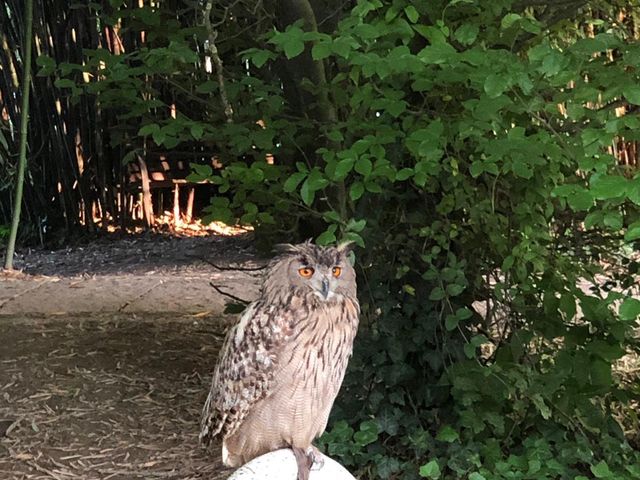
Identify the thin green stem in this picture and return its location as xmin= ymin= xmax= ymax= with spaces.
xmin=4 ymin=0 xmax=34 ymax=270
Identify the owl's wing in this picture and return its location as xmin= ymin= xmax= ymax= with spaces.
xmin=199 ymin=301 xmax=293 ymax=443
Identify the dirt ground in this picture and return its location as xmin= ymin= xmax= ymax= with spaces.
xmin=0 ymin=233 xmax=266 ymax=479
xmin=10 ymin=231 xmax=259 ymax=278
xmin=0 ymin=233 xmax=264 ymax=316
xmin=0 ymin=314 xmax=232 ymax=479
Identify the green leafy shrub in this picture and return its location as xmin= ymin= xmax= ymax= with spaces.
xmin=232 ymin=2 xmax=640 ymax=479
xmin=44 ymin=0 xmax=640 ymax=478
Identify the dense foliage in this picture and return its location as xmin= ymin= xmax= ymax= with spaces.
xmin=6 ymin=0 xmax=640 ymax=478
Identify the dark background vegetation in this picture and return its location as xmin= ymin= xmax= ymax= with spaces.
xmin=2 ymin=0 xmax=640 ymax=478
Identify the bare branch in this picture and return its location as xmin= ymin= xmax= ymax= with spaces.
xmin=203 ymin=0 xmax=234 ymax=123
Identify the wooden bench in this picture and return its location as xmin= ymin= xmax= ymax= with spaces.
xmin=126 ymin=152 xmax=214 ymax=228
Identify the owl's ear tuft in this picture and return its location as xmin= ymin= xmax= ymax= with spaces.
xmin=336 ymin=240 xmax=355 ymax=255
xmin=273 ymin=238 xmax=313 ymax=255
xmin=273 ymin=239 xmax=314 ymax=255
xmin=273 ymin=243 xmax=298 ymax=254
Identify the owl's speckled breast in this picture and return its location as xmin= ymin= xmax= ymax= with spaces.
xmin=223 ymin=296 xmax=359 ymax=467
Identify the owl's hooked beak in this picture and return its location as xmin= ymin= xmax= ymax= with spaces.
xmin=320 ymin=277 xmax=330 ymax=299
xmin=310 ymin=275 xmax=332 ymax=300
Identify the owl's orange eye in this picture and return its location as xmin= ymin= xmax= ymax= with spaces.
xmin=298 ymin=267 xmax=314 ymax=278
xmin=332 ymin=266 xmax=342 ymax=277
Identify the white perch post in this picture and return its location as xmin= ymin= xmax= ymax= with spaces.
xmin=227 ymin=449 xmax=356 ymax=480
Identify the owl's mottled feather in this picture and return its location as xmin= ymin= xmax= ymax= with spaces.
xmin=199 ymin=301 xmax=295 ymax=441
xmin=199 ymin=241 xmax=359 ymax=471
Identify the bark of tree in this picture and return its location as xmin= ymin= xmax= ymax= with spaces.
xmin=273 ymin=0 xmax=337 ymax=128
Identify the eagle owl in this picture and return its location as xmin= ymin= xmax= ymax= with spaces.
xmin=200 ymin=241 xmax=359 ymax=479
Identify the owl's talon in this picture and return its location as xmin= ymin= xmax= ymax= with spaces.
xmin=307 ymin=446 xmax=325 ymax=471
xmin=292 ymin=446 xmax=312 ymax=480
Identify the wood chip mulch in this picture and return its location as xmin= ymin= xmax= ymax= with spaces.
xmin=0 ymin=314 xmax=231 ymax=480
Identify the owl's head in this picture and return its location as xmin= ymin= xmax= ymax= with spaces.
xmin=263 ymin=240 xmax=357 ymax=303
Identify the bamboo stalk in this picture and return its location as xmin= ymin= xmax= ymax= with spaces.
xmin=4 ymin=0 xmax=34 ymax=270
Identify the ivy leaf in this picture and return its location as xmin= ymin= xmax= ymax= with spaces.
xmin=404 ymin=5 xmax=419 ymax=23
xmin=446 ymin=283 xmax=465 ymax=296
xmin=414 ymin=171 xmax=428 ymax=186
xmin=418 ymin=43 xmax=456 ymax=64
xmin=273 ymin=26 xmax=306 ymax=59
xmin=624 ymin=221 xmax=640 ymax=241
xmin=190 ymin=124 xmax=204 ymax=140
xmin=454 ymin=24 xmax=478 ymax=45
xmin=312 ymin=42 xmax=331 ymax=60
xmin=346 ymin=218 xmax=366 ymax=232
xmin=300 ymin=179 xmax=314 ymax=206
xmin=591 ymin=461 xmax=612 ymax=478
xmin=603 ymin=212 xmax=623 ymax=230
xmin=365 ymin=181 xmax=382 ymax=193
xmin=355 ymin=157 xmax=373 ymax=176
xmin=316 ymin=225 xmax=337 ymax=245
xmin=623 ymin=86 xmax=640 ymax=106
xmin=344 ymin=231 xmax=365 ymax=247
xmin=284 ymin=39 xmax=304 ymax=59
xmin=484 ymin=74 xmax=509 ymax=98
xmin=589 ymin=174 xmax=628 ymax=199
xmin=334 ymin=158 xmax=356 ymax=179
xmin=419 ymin=460 xmax=441 ymax=479
xmin=469 ymin=474 xmax=486 ymax=480
xmin=326 ymin=130 xmax=344 ymax=142
xmin=152 ymin=128 xmax=166 ymax=146
xmin=138 ymin=123 xmax=159 ymax=137
xmin=567 ymin=189 xmax=594 ymax=211
xmin=436 ymin=425 xmax=459 ymax=443
xmin=350 ymin=182 xmax=365 ymax=201
xmin=191 ymin=163 xmax=212 ymax=177
xmin=353 ymin=420 xmax=379 ymax=446
xmin=250 ymin=49 xmax=272 ymax=68
xmin=283 ymin=172 xmax=307 ymax=193
xmin=619 ymin=298 xmax=640 ymax=321
xmin=395 ymin=168 xmax=414 ymax=181
xmin=501 ymin=13 xmax=521 ymax=29
xmin=445 ymin=314 xmax=458 ymax=331
xmin=511 ymin=160 xmax=533 ymax=179
xmin=429 ymin=287 xmax=445 ymax=301
xmin=306 ymin=169 xmax=329 ymax=191
xmin=469 ymin=161 xmax=484 ymax=178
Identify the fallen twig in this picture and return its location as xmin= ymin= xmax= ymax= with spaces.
xmin=209 ymin=282 xmax=250 ymax=305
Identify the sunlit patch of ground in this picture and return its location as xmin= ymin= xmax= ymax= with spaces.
xmin=103 ymin=218 xmax=253 ymax=238
xmin=0 ymin=315 xmax=231 ymax=480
